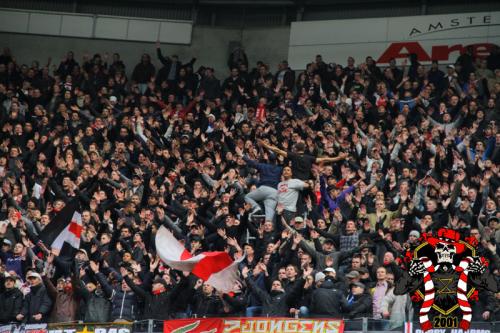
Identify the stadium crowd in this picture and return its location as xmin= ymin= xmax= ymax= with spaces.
xmin=0 ymin=43 xmax=499 ymax=330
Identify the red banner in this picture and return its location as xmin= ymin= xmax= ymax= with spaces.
xmin=164 ymin=317 xmax=344 ymax=333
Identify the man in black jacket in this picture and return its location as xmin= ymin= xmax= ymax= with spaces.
xmin=17 ymin=271 xmax=52 ymax=323
xmin=191 ymin=279 xmax=223 ymax=318
xmin=0 ymin=273 xmax=23 ymax=323
xmin=123 ymin=271 xmax=188 ymax=320
xmin=345 ymin=282 xmax=373 ymax=319
xmin=309 ymin=275 xmax=348 ymax=318
xmin=155 ymin=42 xmax=196 ymax=85
xmin=199 ymin=68 xmax=221 ymax=100
xmin=243 ymin=266 xmax=304 ymax=317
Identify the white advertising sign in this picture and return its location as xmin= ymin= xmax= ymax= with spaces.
xmin=0 ymin=8 xmax=193 ymax=45
xmin=288 ymin=11 xmax=500 ymax=69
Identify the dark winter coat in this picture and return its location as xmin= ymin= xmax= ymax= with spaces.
xmin=346 ymin=291 xmax=373 ymax=319
xmin=192 ymin=291 xmax=223 ymax=318
xmin=95 ymin=272 xmax=138 ymax=321
xmin=123 ymin=275 xmax=186 ymax=320
xmin=0 ymin=287 xmax=24 ymax=323
xmin=21 ymin=284 xmax=53 ymax=323
xmin=310 ymin=279 xmax=348 ymax=318
xmin=246 ymin=276 xmax=304 ymax=317
xmin=74 ymin=278 xmax=111 ymax=322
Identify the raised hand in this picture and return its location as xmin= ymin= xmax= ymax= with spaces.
xmin=217 ymin=228 xmax=227 ymax=239
xmin=90 ymin=261 xmax=100 ymax=273
xmin=408 ymin=259 xmax=426 ymax=277
xmin=241 ymin=266 xmax=250 ymax=279
xmin=467 ymin=256 xmax=486 ymax=274
xmin=194 ymin=279 xmax=203 ymax=289
xmin=293 ymin=233 xmax=303 ymax=245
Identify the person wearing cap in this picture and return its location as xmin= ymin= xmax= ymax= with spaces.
xmin=292 ymin=216 xmax=307 ymax=233
xmin=345 ymin=270 xmax=361 ymax=284
xmin=42 ymin=274 xmax=79 ymax=323
xmin=323 ymin=267 xmax=335 ymax=278
xmin=17 ymin=271 xmax=52 ymax=323
xmin=294 ymin=227 xmax=363 ymax=274
xmin=0 ymin=273 xmax=23 ymax=323
xmin=309 ymin=271 xmax=348 ymax=318
xmin=319 ymin=174 xmax=364 ymax=215
xmin=345 ymin=282 xmax=372 ymax=319
xmin=117 ymin=170 xmax=144 ymax=202
xmin=2 ymin=238 xmax=12 ymax=251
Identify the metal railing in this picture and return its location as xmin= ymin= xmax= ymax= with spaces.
xmin=134 ymin=319 xmax=500 ymax=333
xmin=3 ymin=318 xmax=498 ymax=333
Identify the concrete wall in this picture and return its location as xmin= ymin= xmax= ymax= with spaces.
xmin=0 ymin=25 xmax=290 ymax=77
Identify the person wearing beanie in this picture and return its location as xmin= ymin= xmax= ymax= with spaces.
xmin=309 ymin=273 xmax=348 ymax=318
xmin=409 ymin=230 xmax=420 ymax=242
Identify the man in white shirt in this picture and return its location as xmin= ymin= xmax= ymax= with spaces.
xmin=277 ymin=166 xmax=311 ymax=222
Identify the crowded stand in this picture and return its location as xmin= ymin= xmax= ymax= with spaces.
xmin=0 ymin=42 xmax=499 ymax=331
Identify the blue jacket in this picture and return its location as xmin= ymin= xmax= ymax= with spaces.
xmin=243 ymin=156 xmax=282 ymax=188
xmin=320 ymin=176 xmax=356 ymax=213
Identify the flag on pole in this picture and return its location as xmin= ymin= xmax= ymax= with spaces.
xmin=39 ymin=200 xmax=82 ymax=257
xmin=155 ymin=226 xmax=243 ymax=293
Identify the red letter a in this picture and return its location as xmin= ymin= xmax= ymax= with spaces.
xmin=377 ymin=42 xmax=431 ymax=63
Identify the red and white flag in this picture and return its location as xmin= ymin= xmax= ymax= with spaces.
xmin=155 ymin=226 xmax=243 ymax=293
xmin=38 ymin=200 xmax=82 ymax=258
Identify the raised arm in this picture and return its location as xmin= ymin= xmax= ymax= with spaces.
xmin=91 ymin=261 xmax=114 ymax=298
xmin=244 ymin=271 xmax=268 ymax=303
xmin=258 ymin=139 xmax=287 ymax=157
xmin=42 ymin=275 xmax=58 ymax=300
xmin=315 ymin=152 xmax=349 ymax=164
xmin=155 ymin=42 xmax=171 ymax=67
xmin=123 ymin=274 xmax=148 ymax=299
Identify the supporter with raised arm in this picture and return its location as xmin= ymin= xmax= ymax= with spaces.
xmin=0 ymin=43 xmax=497 ymax=326
xmin=259 ymin=139 xmax=348 ymax=180
xmin=235 ymin=146 xmax=282 ymax=220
